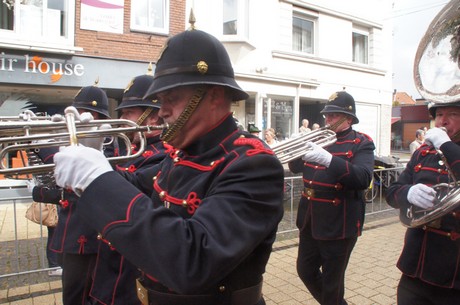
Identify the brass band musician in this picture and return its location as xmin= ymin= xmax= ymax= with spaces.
xmin=289 ymin=91 xmax=375 ymax=305
xmin=386 ymin=102 xmax=460 ymax=305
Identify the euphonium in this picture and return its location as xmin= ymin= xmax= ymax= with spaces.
xmin=404 ymin=0 xmax=460 ymax=228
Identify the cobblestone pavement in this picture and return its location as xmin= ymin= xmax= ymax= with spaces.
xmin=0 ymin=208 xmax=405 ymax=305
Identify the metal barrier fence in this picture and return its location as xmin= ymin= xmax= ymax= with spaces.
xmin=0 ymin=166 xmax=404 ymax=286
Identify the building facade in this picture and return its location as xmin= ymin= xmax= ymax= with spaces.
xmin=0 ymin=0 xmax=393 ymax=156
xmin=188 ymin=0 xmax=393 ymax=155
xmin=0 ymin=0 xmax=185 ymax=116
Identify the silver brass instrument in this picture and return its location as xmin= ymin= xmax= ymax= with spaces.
xmin=404 ymin=0 xmax=460 ymax=228
xmin=271 ymin=125 xmax=337 ymax=164
xmin=0 ymin=109 xmax=166 ymax=175
xmin=413 ymin=0 xmax=460 ymax=104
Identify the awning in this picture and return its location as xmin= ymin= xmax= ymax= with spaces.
xmin=391 ymin=117 xmax=401 ymax=124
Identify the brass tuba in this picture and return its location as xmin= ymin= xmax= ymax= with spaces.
xmin=404 ymin=0 xmax=460 ymax=228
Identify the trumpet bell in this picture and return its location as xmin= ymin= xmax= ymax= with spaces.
xmin=272 ymin=127 xmax=336 ymax=164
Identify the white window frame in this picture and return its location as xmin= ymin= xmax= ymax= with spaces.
xmin=0 ymin=0 xmax=76 ymax=51
xmin=222 ymin=0 xmax=248 ymax=39
xmin=130 ymin=0 xmax=170 ymax=35
xmin=292 ymin=9 xmax=317 ymax=55
xmin=352 ymin=26 xmax=369 ymax=64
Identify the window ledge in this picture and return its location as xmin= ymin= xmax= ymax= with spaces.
xmin=273 ymin=50 xmax=386 ymax=75
xmin=0 ymin=41 xmax=82 ymax=55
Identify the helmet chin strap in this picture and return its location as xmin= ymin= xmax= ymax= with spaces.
xmin=136 ymin=107 xmax=153 ymax=126
xmin=329 ymin=116 xmax=348 ymax=132
xmin=160 ymin=87 xmax=207 ymax=143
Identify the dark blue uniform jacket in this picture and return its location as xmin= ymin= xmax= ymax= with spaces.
xmin=77 ymin=114 xmax=284 ymax=295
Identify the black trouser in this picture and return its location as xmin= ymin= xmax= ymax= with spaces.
xmin=398 ymin=274 xmax=460 ymax=305
xmin=297 ymin=226 xmax=357 ymax=305
xmin=46 ymin=226 xmax=60 ymax=268
xmin=61 ymin=253 xmax=96 ymax=305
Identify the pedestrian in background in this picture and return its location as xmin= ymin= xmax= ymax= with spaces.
xmin=299 ymin=119 xmax=311 ymax=134
xmin=409 ymin=129 xmax=425 ymax=155
xmin=265 ymin=128 xmax=278 ymax=147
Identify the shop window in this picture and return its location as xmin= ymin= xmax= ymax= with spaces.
xmin=131 ymin=0 xmax=169 ymax=35
xmin=292 ymin=13 xmax=315 ymax=54
xmin=0 ymin=0 xmax=74 ymax=48
xmin=223 ymin=0 xmax=248 ymax=38
xmin=353 ymin=29 xmax=369 ymax=64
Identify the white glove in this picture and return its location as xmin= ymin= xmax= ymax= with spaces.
xmin=77 ymin=112 xmax=94 ymax=123
xmin=26 ymin=180 xmax=35 ymax=193
xmin=301 ymin=142 xmax=333 ymax=167
xmin=64 ymin=107 xmax=108 ymax=150
xmin=407 ymin=183 xmax=437 ymax=209
xmin=54 ymin=145 xmax=113 ymax=196
xmin=78 ymin=123 xmax=111 ymax=151
xmin=425 ymin=128 xmax=450 ymax=149
xmin=51 ymin=114 xmax=65 ymax=122
xmin=19 ymin=110 xmax=36 ymax=121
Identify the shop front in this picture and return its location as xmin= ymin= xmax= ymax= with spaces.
xmin=0 ymin=49 xmax=151 ymax=116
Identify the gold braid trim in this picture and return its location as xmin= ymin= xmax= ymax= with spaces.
xmin=136 ymin=107 xmax=153 ymax=126
xmin=160 ymin=87 xmax=206 ymax=142
xmin=328 ymin=116 xmax=348 ymax=132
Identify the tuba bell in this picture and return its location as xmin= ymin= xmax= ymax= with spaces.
xmin=403 ymin=0 xmax=460 ymax=228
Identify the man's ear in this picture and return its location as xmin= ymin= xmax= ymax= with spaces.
xmin=208 ymin=86 xmax=226 ymax=104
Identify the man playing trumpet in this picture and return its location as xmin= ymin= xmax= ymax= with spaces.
xmin=386 ymin=102 xmax=460 ymax=305
xmin=288 ymin=91 xmax=375 ymax=305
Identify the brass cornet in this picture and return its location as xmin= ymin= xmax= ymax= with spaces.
xmin=0 ymin=109 xmax=166 ymax=175
xmin=271 ymin=125 xmax=337 ymax=164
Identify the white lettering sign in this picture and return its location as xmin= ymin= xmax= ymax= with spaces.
xmin=0 ymin=52 xmax=85 ymax=81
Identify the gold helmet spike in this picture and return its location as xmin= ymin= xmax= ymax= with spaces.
xmin=93 ymin=77 xmax=100 ymax=87
xmin=188 ymin=8 xmax=196 ymax=30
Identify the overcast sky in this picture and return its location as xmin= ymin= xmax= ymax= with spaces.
xmin=392 ymin=0 xmax=450 ymax=99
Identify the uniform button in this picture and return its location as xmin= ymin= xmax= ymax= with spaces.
xmin=153 ymin=175 xmax=157 ymax=181
xmin=210 ymin=161 xmax=215 ymax=166
xmin=174 ymin=157 xmax=180 ymax=163
xmin=159 ymin=191 xmax=165 ymax=199
xmin=97 ymin=234 xmax=102 ymax=240
xmin=219 ymin=285 xmax=226 ymax=292
xmin=182 ymin=200 xmax=188 ymax=207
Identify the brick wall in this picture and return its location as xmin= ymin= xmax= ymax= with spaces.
xmin=74 ymin=0 xmax=186 ymax=62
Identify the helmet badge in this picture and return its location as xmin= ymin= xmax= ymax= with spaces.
xmin=196 ymin=61 xmax=208 ymax=74
xmin=328 ymin=92 xmax=338 ymax=101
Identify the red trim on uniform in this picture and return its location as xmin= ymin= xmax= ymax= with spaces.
xmin=302 ymin=178 xmax=342 ymax=189
xmin=153 ymin=172 xmax=202 ymax=215
xmin=233 ymin=137 xmax=274 ymax=156
xmin=301 ymin=193 xmax=341 ymax=205
xmin=101 ymin=193 xmax=144 ymax=234
xmin=77 ymin=235 xmax=88 ymax=254
xmin=59 ymin=199 xmax=69 ymax=208
xmin=175 ymin=158 xmax=225 ymax=171
xmin=333 ymin=150 xmax=353 ymax=158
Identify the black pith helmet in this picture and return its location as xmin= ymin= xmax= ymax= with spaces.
xmin=320 ymin=91 xmax=359 ymax=124
xmin=428 ymin=100 xmax=460 ymax=118
xmin=144 ymin=29 xmax=249 ymax=101
xmin=116 ymin=72 xmax=160 ymax=110
xmin=72 ymin=84 xmax=110 ymax=118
